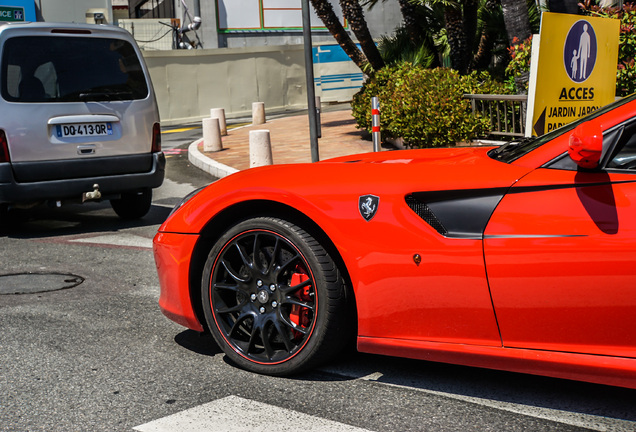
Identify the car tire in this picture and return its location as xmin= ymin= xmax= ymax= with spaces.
xmin=201 ymin=217 xmax=351 ymax=375
xmin=0 ymin=204 xmax=8 ymax=234
xmin=110 ymin=188 xmax=152 ymax=219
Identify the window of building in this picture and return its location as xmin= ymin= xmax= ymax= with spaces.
xmin=217 ymin=0 xmax=336 ymax=32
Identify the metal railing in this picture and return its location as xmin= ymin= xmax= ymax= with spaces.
xmin=464 ymin=94 xmax=528 ymax=138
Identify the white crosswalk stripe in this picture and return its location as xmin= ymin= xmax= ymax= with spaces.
xmin=69 ymin=233 xmax=154 ymax=249
xmin=133 ymin=395 xmax=372 ymax=432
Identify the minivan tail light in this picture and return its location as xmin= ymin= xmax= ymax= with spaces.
xmin=0 ymin=130 xmax=10 ymax=163
xmin=151 ymin=122 xmax=162 ymax=153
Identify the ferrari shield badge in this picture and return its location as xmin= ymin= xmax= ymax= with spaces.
xmin=359 ymin=195 xmax=379 ymax=221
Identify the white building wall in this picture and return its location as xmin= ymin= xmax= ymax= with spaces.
xmin=142 ymin=42 xmax=363 ymax=125
xmin=175 ymin=0 xmax=402 ymax=50
xmin=36 ymin=0 xmax=112 ymax=24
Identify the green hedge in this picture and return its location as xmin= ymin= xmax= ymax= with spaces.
xmin=351 ymin=64 xmax=508 ymax=148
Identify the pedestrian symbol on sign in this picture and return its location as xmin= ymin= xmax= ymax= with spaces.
xmin=563 ymin=20 xmax=597 ymax=83
xmin=14 ymin=10 xmax=23 ymax=20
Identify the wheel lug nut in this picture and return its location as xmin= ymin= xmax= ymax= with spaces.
xmin=271 ymin=301 xmax=278 ymax=308
xmin=259 ymin=307 xmax=266 ymax=314
xmin=257 ymin=280 xmax=263 ymax=287
xmin=250 ymin=294 xmax=257 ymax=301
xmin=270 ymin=284 xmax=276 ymax=291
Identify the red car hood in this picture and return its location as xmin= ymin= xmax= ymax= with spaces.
xmin=161 ymin=146 xmax=534 ymax=235
xmin=312 ymin=146 xmax=533 ymax=192
xmin=203 ymin=146 xmax=535 ymax=203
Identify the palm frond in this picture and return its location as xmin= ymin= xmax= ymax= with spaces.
xmin=378 ymin=27 xmax=436 ymax=67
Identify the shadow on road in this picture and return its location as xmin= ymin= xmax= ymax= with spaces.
xmin=171 ymin=326 xmax=636 ymax=427
xmin=175 ymin=330 xmax=222 ymax=357
xmin=306 ymin=352 xmax=636 ymax=426
xmin=2 ymin=201 xmax=171 ymax=239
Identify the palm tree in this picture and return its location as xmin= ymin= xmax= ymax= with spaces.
xmin=377 ymin=3 xmax=444 ymax=68
xmin=463 ymin=0 xmax=479 ymax=59
xmin=410 ymin=0 xmax=470 ymax=74
xmin=378 ymin=26 xmax=437 ymax=67
xmin=500 ymin=0 xmax=532 ymax=46
xmin=313 ymin=0 xmax=534 ymax=78
xmin=444 ymin=3 xmax=469 ymax=73
xmin=309 ymin=0 xmax=369 ymax=70
xmin=421 ymin=0 xmax=508 ymax=75
xmin=339 ymin=0 xmax=385 ymax=71
xmin=396 ymin=0 xmax=422 ymax=45
xmin=471 ymin=0 xmax=507 ymax=71
xmin=548 ymin=0 xmax=579 ymax=14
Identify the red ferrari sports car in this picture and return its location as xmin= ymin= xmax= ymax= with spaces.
xmin=154 ymin=94 xmax=636 ymax=389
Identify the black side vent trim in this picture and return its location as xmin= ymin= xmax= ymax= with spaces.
xmin=405 ymin=195 xmax=448 ymax=236
xmin=406 ymin=188 xmax=508 ymax=239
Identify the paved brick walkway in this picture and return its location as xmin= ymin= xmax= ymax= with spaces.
xmin=198 ymin=109 xmax=375 ymax=171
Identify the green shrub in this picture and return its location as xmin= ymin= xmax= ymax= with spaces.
xmin=351 ymin=64 xmax=509 ymax=148
xmin=505 ymin=36 xmax=533 ymax=93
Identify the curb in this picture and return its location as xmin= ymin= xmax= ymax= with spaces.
xmin=188 ymin=138 xmax=239 ymax=179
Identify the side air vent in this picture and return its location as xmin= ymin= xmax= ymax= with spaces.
xmin=405 ymin=195 xmax=448 ymax=236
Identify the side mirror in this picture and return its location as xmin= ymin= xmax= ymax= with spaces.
xmin=568 ymin=122 xmax=603 ymax=169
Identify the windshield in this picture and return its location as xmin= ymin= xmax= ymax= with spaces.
xmin=488 ymin=94 xmax=636 ymax=163
xmin=1 ymin=36 xmax=148 ymax=103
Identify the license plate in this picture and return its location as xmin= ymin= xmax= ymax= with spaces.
xmin=56 ymin=122 xmax=112 ymax=138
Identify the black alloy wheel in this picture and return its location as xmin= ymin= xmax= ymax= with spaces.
xmin=201 ymin=217 xmax=350 ymax=375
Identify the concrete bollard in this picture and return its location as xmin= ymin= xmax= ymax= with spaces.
xmin=249 ymin=130 xmax=273 ymax=167
xmin=210 ymin=108 xmax=227 ymax=136
xmin=202 ymin=117 xmax=223 ymax=152
xmin=252 ymin=102 xmax=266 ymax=125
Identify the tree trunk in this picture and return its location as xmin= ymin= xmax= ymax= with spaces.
xmin=397 ymin=0 xmax=421 ymax=45
xmin=471 ymin=0 xmax=499 ymax=70
xmin=339 ymin=0 xmax=385 ymax=71
xmin=501 ymin=0 xmax=532 ymax=46
xmin=445 ymin=5 xmax=469 ymax=74
xmin=549 ymin=0 xmax=579 ymax=14
xmin=463 ymin=0 xmax=479 ymax=56
xmin=309 ymin=0 xmax=369 ymax=71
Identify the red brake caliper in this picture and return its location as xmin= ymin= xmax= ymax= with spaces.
xmin=289 ymin=265 xmax=312 ymax=339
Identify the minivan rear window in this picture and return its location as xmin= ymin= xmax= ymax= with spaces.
xmin=1 ymin=36 xmax=149 ymax=103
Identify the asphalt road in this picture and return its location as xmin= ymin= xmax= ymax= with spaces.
xmin=1 ymin=127 xmax=635 ymax=431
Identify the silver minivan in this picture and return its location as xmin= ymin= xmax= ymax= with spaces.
xmin=0 ymin=22 xmax=164 ymax=225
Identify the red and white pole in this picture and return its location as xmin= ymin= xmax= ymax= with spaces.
xmin=372 ymin=97 xmax=381 ymax=152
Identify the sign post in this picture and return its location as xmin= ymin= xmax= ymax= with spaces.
xmin=301 ymin=0 xmax=319 ymax=163
xmin=526 ymin=12 xmax=620 ymax=136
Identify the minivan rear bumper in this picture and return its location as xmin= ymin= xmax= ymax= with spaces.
xmin=0 ymin=152 xmax=165 ymax=204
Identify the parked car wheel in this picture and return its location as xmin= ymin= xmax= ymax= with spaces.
xmin=110 ymin=188 xmax=152 ymax=219
xmin=0 ymin=204 xmax=8 ymax=233
xmin=201 ymin=217 xmax=350 ymax=375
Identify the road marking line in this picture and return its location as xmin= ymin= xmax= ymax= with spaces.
xmin=328 ymin=369 xmax=631 ymax=432
xmin=228 ymin=122 xmax=250 ymax=129
xmin=162 ymin=123 xmax=246 ymax=135
xmin=69 ymin=234 xmax=153 ymax=249
xmin=163 ymin=148 xmax=189 ymax=155
xmin=133 ymin=395 xmax=372 ymax=432
xmin=162 ymin=127 xmax=200 ymax=134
